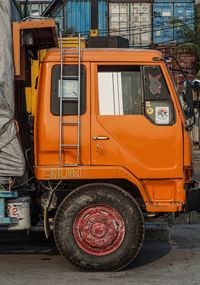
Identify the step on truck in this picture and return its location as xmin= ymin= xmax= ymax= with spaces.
xmin=1 ymin=4 xmax=200 ymax=271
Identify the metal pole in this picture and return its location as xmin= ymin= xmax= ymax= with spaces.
xmin=77 ymin=34 xmax=81 ymax=165
xmin=59 ymin=29 xmax=63 ymax=164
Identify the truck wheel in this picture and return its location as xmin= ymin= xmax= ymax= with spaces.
xmin=53 ymin=183 xmax=144 ymax=271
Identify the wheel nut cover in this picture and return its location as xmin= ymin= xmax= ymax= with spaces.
xmin=73 ymin=205 xmax=125 ymax=256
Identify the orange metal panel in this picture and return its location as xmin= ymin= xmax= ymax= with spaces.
xmin=34 ymin=48 xmax=190 ymax=213
xmin=43 ymin=48 xmax=165 ymax=64
xmin=90 ymin=61 xmax=183 ymax=179
xmin=143 ymin=179 xmax=185 ymax=202
xmin=12 ymin=19 xmax=57 ymax=78
xmin=12 ymin=22 xmax=21 ymax=77
xmin=34 ymin=166 xmax=185 ymax=212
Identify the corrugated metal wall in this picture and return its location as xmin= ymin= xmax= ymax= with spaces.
xmin=108 ymin=2 xmax=152 ymax=47
xmin=173 ymin=2 xmax=194 ymax=43
xmin=65 ymin=0 xmax=91 ymax=35
xmin=108 ymin=0 xmax=194 ymax=47
xmin=109 ymin=3 xmax=129 ymax=40
xmin=99 ymin=0 xmax=108 ymax=36
xmin=153 ymin=0 xmax=194 ymax=45
xmin=130 ymin=3 xmax=152 ymax=46
xmin=153 ymin=2 xmax=174 ymax=45
xmin=19 ymin=0 xmax=195 ymax=47
xmin=154 ymin=0 xmax=193 ymax=2
xmin=56 ymin=0 xmax=108 ymax=37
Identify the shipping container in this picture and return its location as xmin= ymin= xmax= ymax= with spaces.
xmin=109 ymin=2 xmax=152 ymax=47
xmin=65 ymin=0 xmax=91 ymax=35
xmin=154 ymin=0 xmax=193 ymax=2
xmin=173 ymin=2 xmax=194 ymax=43
xmin=55 ymin=0 xmax=108 ymax=37
xmin=109 ymin=3 xmax=129 ymax=39
xmin=153 ymin=1 xmax=194 ymax=45
xmin=130 ymin=3 xmax=152 ymax=46
xmin=18 ymin=0 xmax=51 ymax=16
xmin=99 ymin=0 xmax=108 ymax=36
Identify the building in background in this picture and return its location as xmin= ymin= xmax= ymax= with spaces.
xmin=17 ymin=0 xmax=51 ymax=16
xmin=17 ymin=0 xmax=195 ymax=47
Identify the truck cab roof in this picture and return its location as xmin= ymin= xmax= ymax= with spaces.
xmin=43 ymin=48 xmax=163 ymax=63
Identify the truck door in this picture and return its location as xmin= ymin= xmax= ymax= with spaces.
xmin=91 ymin=63 xmax=183 ymax=179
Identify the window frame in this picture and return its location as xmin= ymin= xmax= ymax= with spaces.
xmin=51 ymin=64 xmax=86 ymax=116
xmin=142 ymin=65 xmax=176 ymax=126
xmin=96 ymin=63 xmax=176 ymax=126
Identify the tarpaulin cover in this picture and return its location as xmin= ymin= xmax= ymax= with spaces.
xmin=11 ymin=0 xmax=21 ymax=21
xmin=0 ymin=0 xmax=25 ymax=179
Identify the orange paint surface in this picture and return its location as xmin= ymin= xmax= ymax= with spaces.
xmin=34 ymin=48 xmax=192 ymax=212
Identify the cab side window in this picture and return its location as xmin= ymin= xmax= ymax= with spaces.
xmin=143 ymin=66 xmax=175 ymax=125
xmin=98 ymin=66 xmax=142 ymax=115
xmin=51 ymin=65 xmax=86 ymax=115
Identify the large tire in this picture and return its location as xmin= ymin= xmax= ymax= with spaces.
xmin=53 ymin=183 xmax=144 ymax=271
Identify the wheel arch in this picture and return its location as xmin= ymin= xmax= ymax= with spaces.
xmin=52 ymin=178 xmax=147 ymax=211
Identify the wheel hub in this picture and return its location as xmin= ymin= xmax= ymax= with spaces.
xmin=73 ymin=205 xmax=125 ymax=256
xmin=91 ymin=222 xmax=106 ymax=238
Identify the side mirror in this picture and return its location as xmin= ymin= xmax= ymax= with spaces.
xmin=184 ymin=81 xmax=194 ymax=119
xmin=191 ymin=79 xmax=200 ymax=108
xmin=191 ymin=79 xmax=200 ymax=92
xmin=192 ymin=79 xmax=200 ymax=92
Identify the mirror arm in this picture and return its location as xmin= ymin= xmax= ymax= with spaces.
xmin=185 ymin=115 xmax=196 ymax=131
xmin=164 ymin=55 xmax=188 ymax=80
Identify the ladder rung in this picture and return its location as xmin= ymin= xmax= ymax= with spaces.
xmin=62 ymin=76 xmax=78 ymax=79
xmin=62 ymin=97 xmax=78 ymax=101
xmin=63 ymin=52 xmax=79 ymax=56
xmin=61 ymin=122 xmax=78 ymax=125
xmin=61 ymin=144 xmax=78 ymax=148
xmin=63 ymin=51 xmax=79 ymax=54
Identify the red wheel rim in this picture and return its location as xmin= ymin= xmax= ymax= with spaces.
xmin=73 ymin=204 xmax=125 ymax=256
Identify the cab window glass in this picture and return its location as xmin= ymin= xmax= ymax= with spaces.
xmin=143 ymin=66 xmax=175 ymax=125
xmin=144 ymin=66 xmax=170 ymax=100
xmin=51 ymin=65 xmax=86 ymax=116
xmin=98 ymin=66 xmax=142 ymax=115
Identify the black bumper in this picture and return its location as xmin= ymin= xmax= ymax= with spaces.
xmin=186 ymin=182 xmax=200 ymax=211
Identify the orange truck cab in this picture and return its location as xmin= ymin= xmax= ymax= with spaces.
xmin=1 ymin=3 xmax=198 ymax=274
xmin=31 ymin=47 xmax=200 ymax=271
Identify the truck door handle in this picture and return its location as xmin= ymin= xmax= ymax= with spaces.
xmin=92 ymin=136 xmax=109 ymax=141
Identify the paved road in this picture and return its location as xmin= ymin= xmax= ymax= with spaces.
xmin=0 ymin=225 xmax=199 ymax=285
xmin=0 ymin=153 xmax=199 ymax=285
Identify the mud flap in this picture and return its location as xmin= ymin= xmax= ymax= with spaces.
xmin=44 ymin=207 xmax=51 ymax=238
xmin=186 ymin=183 xmax=200 ymax=211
